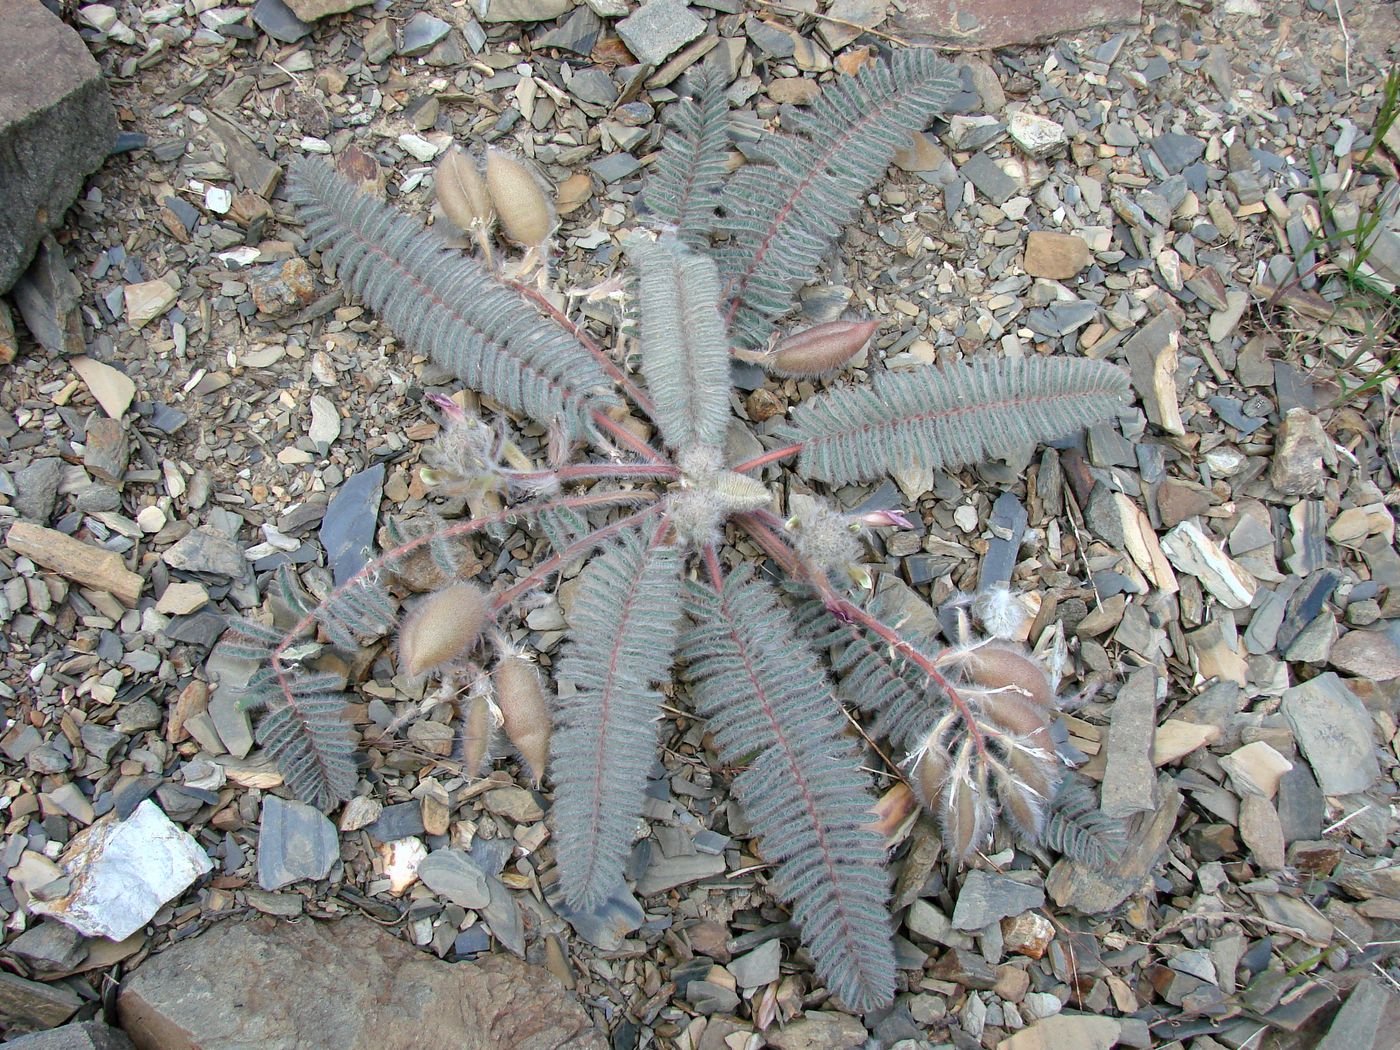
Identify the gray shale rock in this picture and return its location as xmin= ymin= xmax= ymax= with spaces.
xmin=0 ymin=1021 xmax=134 ymax=1049
xmin=0 ymin=0 xmax=117 ymax=293
xmin=116 ymin=916 xmax=605 ymax=1050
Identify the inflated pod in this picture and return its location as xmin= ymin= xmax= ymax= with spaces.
xmin=960 ymin=641 xmax=1056 ymax=713
xmin=766 ymin=319 xmax=879 ymax=377
xmin=485 ymin=148 xmax=555 ymax=247
xmin=436 ymin=148 xmax=494 ymax=235
xmin=397 ymin=583 xmax=489 ymax=676
xmin=493 ymin=654 xmax=552 ymax=785
xmin=459 ymin=691 xmax=495 ymax=777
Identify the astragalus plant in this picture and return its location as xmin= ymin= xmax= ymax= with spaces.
xmin=224 ymin=50 xmax=1131 ymax=1011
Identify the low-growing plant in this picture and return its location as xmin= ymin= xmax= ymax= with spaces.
xmin=224 ymin=51 xmax=1131 ymax=1011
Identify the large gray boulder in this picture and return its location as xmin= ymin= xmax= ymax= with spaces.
xmin=0 ymin=0 xmax=117 ymax=294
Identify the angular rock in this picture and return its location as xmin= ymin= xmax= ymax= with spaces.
xmin=70 ymin=356 xmax=136 ymax=419
xmin=5 ymin=521 xmax=143 ymax=606
xmin=764 ymin=1011 xmax=867 ymax=1050
xmin=1008 ymin=111 xmax=1066 ymax=157
xmin=616 ymin=0 xmax=705 ymax=65
xmin=281 ymin=0 xmax=370 ymax=20
xmin=0 ymin=297 xmax=15 ymax=364
xmin=418 ymin=849 xmax=491 ymax=910
xmin=14 ymin=457 xmax=63 ymax=523
xmin=320 ymin=463 xmax=384 ymax=586
xmin=1329 ymin=629 xmax=1400 ymax=681
xmin=0 ymin=1020 xmax=135 ymax=1049
xmin=1100 ymin=666 xmax=1158 ymax=818
xmin=1160 ymin=521 xmax=1257 ymax=610
xmin=1271 ymin=409 xmax=1333 ymax=495
xmin=1238 ymin=793 xmax=1285 ymax=871
xmin=251 ymin=0 xmax=312 ymax=43
xmin=473 ymin=0 xmax=570 ymax=22
xmin=728 ymin=938 xmax=781 ymax=989
xmin=118 ymin=916 xmax=604 ymax=1049
xmin=895 ymin=0 xmax=1141 ymax=49
xmin=951 ymin=870 xmax=1045 ymax=930
xmin=1023 ymin=231 xmax=1090 ymax=280
xmin=961 ymin=151 xmax=1018 ymax=205
xmin=33 ymin=800 xmax=212 ymax=940
xmin=124 ymin=279 xmax=179 ymax=330
xmin=257 ymin=796 xmax=340 ymax=890
xmin=0 ymin=0 xmax=117 ymax=293
xmin=1281 ymin=673 xmax=1380 ymax=796
xmin=163 ymin=527 xmax=246 ymax=579
xmin=996 ymin=1014 xmax=1121 ymax=1050
xmin=0 ymin=972 xmax=82 ymax=1035
xmin=1315 ymin=978 xmax=1400 ymax=1050
xmin=1123 ymin=312 xmax=1184 ymax=436
xmin=8 ymin=920 xmax=88 ymax=975
xmin=12 ymin=234 xmax=85 ymax=355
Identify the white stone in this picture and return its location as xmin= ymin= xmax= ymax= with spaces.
xmin=136 ymin=505 xmax=167 ymax=533
xmin=204 ymin=185 xmax=232 ymax=214
xmin=1161 ymin=521 xmax=1258 ymax=609
xmin=398 ymin=133 xmax=442 ymax=162
xmin=308 ymin=395 xmax=340 ymax=448
xmin=156 ymin=581 xmax=209 ymax=616
xmin=1008 ymin=111 xmax=1066 ymax=157
xmin=32 ymin=800 xmax=212 ymax=940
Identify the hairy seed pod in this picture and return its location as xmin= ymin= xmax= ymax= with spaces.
xmin=912 ymin=745 xmax=950 ymax=811
xmin=976 ymin=691 xmax=1054 ymax=755
xmin=436 ymin=148 xmax=494 ymax=235
xmin=961 ymin=641 xmax=1056 ymax=713
xmin=940 ymin=765 xmax=990 ymax=863
xmin=995 ymin=760 xmax=1049 ymax=839
xmin=459 ymin=691 xmax=495 ymax=777
xmin=767 ymin=319 xmax=879 ymax=378
xmin=493 ymin=654 xmax=551 ymax=785
xmin=397 ymin=582 xmax=489 ymax=676
xmin=485 ymin=148 xmax=554 ymax=247
xmin=709 ymin=470 xmax=772 ymax=513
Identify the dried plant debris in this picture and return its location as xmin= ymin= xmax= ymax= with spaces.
xmin=3 ymin=2 xmax=1400 ymax=1048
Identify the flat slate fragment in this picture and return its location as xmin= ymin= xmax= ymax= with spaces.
xmin=1281 ymin=673 xmax=1380 ymax=796
xmin=1100 ymin=666 xmax=1158 ymax=818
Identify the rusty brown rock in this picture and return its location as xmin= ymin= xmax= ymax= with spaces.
xmin=118 ymin=916 xmax=605 ymax=1050
xmin=895 ymin=0 xmax=1141 ymax=49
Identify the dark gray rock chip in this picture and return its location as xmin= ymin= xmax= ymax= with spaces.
xmin=256 ymin=795 xmax=340 ymax=890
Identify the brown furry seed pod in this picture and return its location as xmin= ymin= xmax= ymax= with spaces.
xmin=493 ymin=653 xmax=551 ymax=785
xmin=460 ymin=691 xmax=495 ymax=778
xmin=767 ymin=319 xmax=879 ymax=378
xmin=485 ymin=148 xmax=555 ymax=247
xmin=397 ymin=582 xmax=489 ymax=676
xmin=436 ymin=147 xmax=494 ymax=235
xmin=912 ymin=745 xmax=950 ymax=811
xmin=960 ymin=641 xmax=1056 ymax=713
xmin=976 ymin=691 xmax=1054 ymax=755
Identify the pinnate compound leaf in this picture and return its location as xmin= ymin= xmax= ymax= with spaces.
xmin=717 ymin=49 xmax=959 ymax=346
xmin=638 ymin=66 xmax=731 ymax=246
xmin=289 ymin=158 xmax=618 ymax=440
xmin=550 ymin=530 xmax=683 ymax=909
xmin=624 ymin=235 xmax=732 ymax=453
xmin=785 ymin=357 xmax=1132 ymax=485
xmin=680 ymin=567 xmax=896 ymax=1011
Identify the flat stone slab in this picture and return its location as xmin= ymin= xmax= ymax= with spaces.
xmin=0 ymin=0 xmax=117 ymax=293
xmin=117 ymin=916 xmax=605 ymax=1050
xmin=895 ymin=0 xmax=1142 ymax=49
